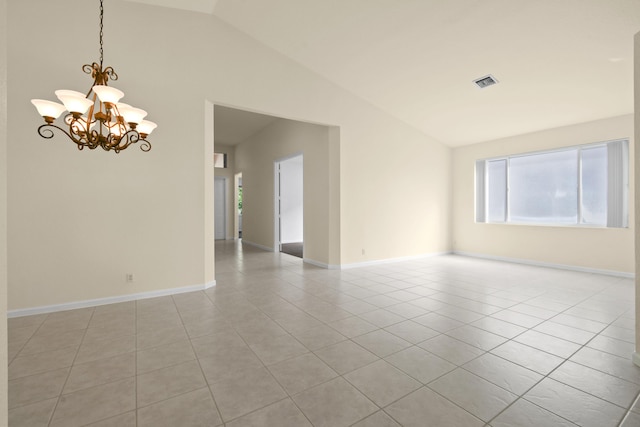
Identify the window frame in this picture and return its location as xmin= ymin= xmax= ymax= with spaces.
xmin=475 ymin=139 xmax=629 ymax=228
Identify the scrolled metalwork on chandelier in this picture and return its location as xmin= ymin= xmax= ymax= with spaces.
xmin=31 ymin=0 xmax=156 ymax=153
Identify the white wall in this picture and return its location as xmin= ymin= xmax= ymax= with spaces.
xmin=453 ymin=114 xmax=635 ymax=274
xmin=235 ymin=119 xmax=336 ymax=265
xmin=634 ymin=31 xmax=639 ymax=358
xmin=279 ymin=155 xmax=304 ymax=244
xmin=0 ymin=0 xmax=9 ymax=420
xmin=7 ymin=0 xmax=451 ymax=310
xmin=213 ymin=143 xmax=236 ymax=239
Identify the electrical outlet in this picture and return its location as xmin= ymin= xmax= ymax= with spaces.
xmin=126 ymin=273 xmax=134 ymax=283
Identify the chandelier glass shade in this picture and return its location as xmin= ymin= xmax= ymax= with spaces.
xmin=31 ymin=0 xmax=156 ymax=153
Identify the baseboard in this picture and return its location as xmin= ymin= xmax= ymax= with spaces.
xmin=453 ymin=250 xmax=635 ymax=278
xmin=8 ymin=280 xmax=217 ymax=318
xmin=302 ymin=258 xmax=340 ymax=270
xmin=339 ymin=251 xmax=452 ymax=270
xmin=241 ymin=239 xmax=274 ymax=252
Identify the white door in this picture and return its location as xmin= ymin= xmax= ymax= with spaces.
xmin=214 ymin=177 xmax=226 ymax=240
xmin=275 ymin=155 xmax=303 ymax=250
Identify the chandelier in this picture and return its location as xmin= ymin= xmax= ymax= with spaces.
xmin=31 ymin=0 xmax=156 ymax=153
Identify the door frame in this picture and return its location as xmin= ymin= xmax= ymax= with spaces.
xmin=274 ymin=153 xmax=303 ymax=252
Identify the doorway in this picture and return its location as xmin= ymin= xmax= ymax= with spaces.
xmin=214 ymin=176 xmax=226 ymax=240
xmin=275 ymin=155 xmax=303 ymax=258
xmin=235 ymin=173 xmax=243 ymax=239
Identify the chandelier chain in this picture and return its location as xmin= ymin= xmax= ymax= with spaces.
xmin=99 ymin=0 xmax=104 ymax=67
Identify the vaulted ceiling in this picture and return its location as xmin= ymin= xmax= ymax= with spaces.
xmin=127 ymin=0 xmax=640 ymax=146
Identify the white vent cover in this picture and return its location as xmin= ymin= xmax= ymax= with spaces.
xmin=473 ymin=74 xmax=498 ymax=89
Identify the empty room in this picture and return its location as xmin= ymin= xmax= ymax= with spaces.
xmin=2 ymin=0 xmax=640 ymax=426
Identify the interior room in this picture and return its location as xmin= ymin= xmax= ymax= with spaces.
xmin=2 ymin=0 xmax=640 ymax=425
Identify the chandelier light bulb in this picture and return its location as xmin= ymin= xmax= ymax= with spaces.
xmin=55 ymin=90 xmax=94 ymax=114
xmin=137 ymin=120 xmax=157 ymax=136
xmin=92 ymin=85 xmax=124 ymax=105
xmin=31 ymin=99 xmax=67 ymax=120
xmin=116 ymin=103 xmax=147 ymax=125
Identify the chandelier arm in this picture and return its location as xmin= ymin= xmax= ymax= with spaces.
xmin=37 ymin=123 xmax=93 ymax=150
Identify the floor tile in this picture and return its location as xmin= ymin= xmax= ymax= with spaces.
xmin=491 ymin=398 xmax=577 ymax=427
xmin=225 ymin=398 xmax=312 ymax=427
xmin=524 ymin=378 xmax=626 ymax=427
xmin=462 ymin=352 xmax=542 ymax=395
xmin=384 ymin=302 xmax=428 ymax=319
xmin=198 ymin=344 xmax=264 ymax=384
xmin=136 ymin=324 xmax=189 ymax=350
xmin=292 ymin=377 xmax=378 ymax=427
xmin=8 ymin=397 xmax=57 ymax=427
xmin=19 ymin=329 xmax=85 ymax=356
xmin=601 ymin=325 xmax=636 ymax=344
xmin=137 ymin=360 xmax=207 ymax=407
xmin=429 ymin=368 xmax=517 ymax=422
xmin=74 ymin=335 xmax=136 ymax=364
xmin=291 ymin=324 xmax=346 ymax=350
xmin=418 ymin=334 xmax=485 ymax=365
xmin=490 ymin=341 xmax=564 ymax=375
xmin=550 ymin=361 xmax=640 ymax=408
xmin=345 ymin=360 xmax=421 ymax=407
xmin=385 ymin=346 xmax=456 ymax=384
xmin=50 ymin=377 xmax=136 ymax=427
xmin=587 ymin=335 xmax=635 ymax=359
xmin=9 ymin=367 xmax=69 ymax=409
xmin=620 ymin=411 xmax=640 ymax=427
xmin=268 ymin=352 xmax=338 ymax=395
xmin=210 ymin=366 xmax=287 ymax=422
xmin=249 ymin=333 xmax=308 ymax=365
xmin=137 ymin=387 xmax=222 ymax=427
xmin=514 ymin=330 xmax=581 ymax=358
xmin=328 ymin=316 xmax=378 ymax=338
xmin=490 ymin=309 xmax=544 ymax=328
xmin=385 ymin=386 xmax=484 ymax=427
xmin=85 ymin=411 xmax=137 ymax=427
xmin=384 ymin=320 xmax=439 ymax=344
xmin=550 ymin=313 xmax=607 ymax=334
xmin=64 ymin=352 xmax=135 ymax=394
xmin=352 ymin=329 xmax=412 ymax=357
xmin=413 ymin=312 xmax=465 ymax=332
xmin=533 ymin=321 xmax=595 ymax=345
xmin=137 ymin=339 xmax=196 ymax=374
xmin=358 ymin=309 xmax=405 ymax=328
xmin=352 ymin=410 xmax=401 ymax=427
xmin=446 ymin=325 xmax=507 ymax=351
xmin=471 ymin=317 xmax=526 ymax=339
xmin=570 ymin=347 xmax=640 ymax=384
xmin=9 ymin=346 xmax=77 ymax=380
xmin=314 ymin=340 xmax=379 ymax=374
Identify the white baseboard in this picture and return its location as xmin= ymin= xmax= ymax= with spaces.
xmin=339 ymin=251 xmax=452 ymax=270
xmin=453 ymin=250 xmax=635 ymax=278
xmin=241 ymin=240 xmax=274 ymax=252
xmin=8 ymin=280 xmax=217 ymax=318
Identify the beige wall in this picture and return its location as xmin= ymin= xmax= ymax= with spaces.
xmin=213 ymin=143 xmax=236 ymax=240
xmin=634 ymin=31 xmax=639 ymax=357
xmin=235 ymin=119 xmax=337 ymax=265
xmin=453 ymin=114 xmax=635 ymax=274
xmin=7 ymin=0 xmax=451 ymax=310
xmin=1 ymin=0 xmax=9 ymax=421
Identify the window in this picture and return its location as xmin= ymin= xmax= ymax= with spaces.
xmin=475 ymin=139 xmax=629 ymax=227
xmin=214 ymin=153 xmax=227 ymax=169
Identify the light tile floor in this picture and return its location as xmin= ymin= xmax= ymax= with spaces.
xmin=7 ymin=240 xmax=640 ymax=426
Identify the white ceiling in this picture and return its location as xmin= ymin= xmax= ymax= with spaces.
xmin=214 ymin=106 xmax=280 ymax=146
xmin=128 ymin=0 xmax=640 ymax=147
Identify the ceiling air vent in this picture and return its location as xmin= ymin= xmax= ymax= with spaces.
xmin=473 ymin=74 xmax=498 ymax=89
